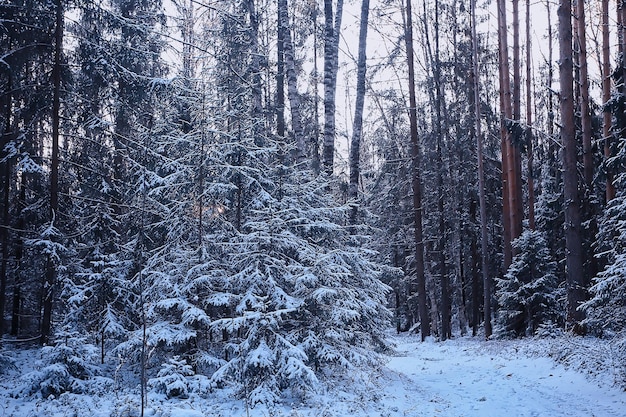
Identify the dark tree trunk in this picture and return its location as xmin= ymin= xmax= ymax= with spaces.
xmin=41 ymin=0 xmax=63 ymax=345
xmin=405 ymin=0 xmax=430 ymax=341
xmin=602 ymin=0 xmax=614 ymax=202
xmin=558 ymin=0 xmax=586 ymax=332
xmin=577 ymin=0 xmax=593 ymax=190
xmin=526 ymin=0 xmax=535 ymax=230
xmin=509 ymin=0 xmax=523 ymax=247
xmin=279 ymin=0 xmax=306 ymax=163
xmin=433 ymin=0 xmax=450 ymax=341
xmin=0 ymin=80 xmax=11 ymax=338
xmin=276 ymin=0 xmax=286 ymax=139
xmin=322 ymin=0 xmax=344 ymax=175
xmin=498 ymin=0 xmax=512 ymax=270
xmin=472 ymin=0 xmax=491 ymax=339
xmin=348 ymin=0 xmax=369 ymax=224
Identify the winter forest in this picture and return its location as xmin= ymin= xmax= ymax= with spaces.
xmin=2 ymin=0 xmax=626 ymax=415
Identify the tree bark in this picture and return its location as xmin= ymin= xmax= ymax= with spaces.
xmin=0 ymin=74 xmax=11 ymax=338
xmin=526 ymin=0 xmax=535 ymax=230
xmin=577 ymin=0 xmax=593 ymax=190
xmin=278 ymin=0 xmax=306 ymax=163
xmin=558 ymin=0 xmax=585 ymax=331
xmin=41 ymin=0 xmax=63 ymax=345
xmin=322 ymin=0 xmax=344 ymax=175
xmin=602 ymin=0 xmax=615 ymax=202
xmin=472 ymin=0 xmax=491 ymax=339
xmin=433 ymin=0 xmax=450 ymax=341
xmin=405 ymin=0 xmax=430 ymax=341
xmin=497 ymin=0 xmax=513 ymax=269
xmin=349 ymin=0 xmax=369 ymax=224
xmin=509 ymin=0 xmax=523 ymax=246
xmin=276 ymin=1 xmax=285 ymax=139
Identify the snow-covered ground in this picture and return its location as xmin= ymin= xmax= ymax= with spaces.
xmin=2 ymin=333 xmax=625 ymax=416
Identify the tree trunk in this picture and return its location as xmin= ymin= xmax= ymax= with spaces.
xmin=322 ymin=0 xmax=344 ymax=175
xmin=278 ymin=0 xmax=306 ymax=163
xmin=41 ymin=0 xmax=63 ymax=345
xmin=497 ymin=0 xmax=512 ymax=269
xmin=433 ymin=0 xmax=450 ymax=341
xmin=349 ymin=0 xmax=369 ymax=224
xmin=577 ymin=0 xmax=593 ymax=190
xmin=526 ymin=0 xmax=535 ymax=230
xmin=276 ymin=1 xmax=285 ymax=139
xmin=311 ymin=5 xmax=321 ymax=173
xmin=405 ymin=0 xmax=430 ymax=341
xmin=547 ymin=0 xmax=556 ymax=144
xmin=0 ymin=80 xmax=11 ymax=338
xmin=509 ymin=0 xmax=523 ymax=246
xmin=472 ymin=0 xmax=491 ymax=339
xmin=248 ymin=0 xmax=263 ymax=145
xmin=602 ymin=0 xmax=615 ymax=202
xmin=558 ymin=0 xmax=586 ymax=332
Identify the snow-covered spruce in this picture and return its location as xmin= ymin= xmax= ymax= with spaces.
xmin=496 ymin=230 xmax=562 ymax=337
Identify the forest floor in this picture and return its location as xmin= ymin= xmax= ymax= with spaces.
xmin=1 ymin=332 xmax=625 ymax=416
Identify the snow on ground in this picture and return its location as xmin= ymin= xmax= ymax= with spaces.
xmin=1 ymin=333 xmax=625 ymax=416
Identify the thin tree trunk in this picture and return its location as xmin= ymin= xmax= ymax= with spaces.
xmin=602 ymin=0 xmax=615 ymax=202
xmin=248 ymin=0 xmax=263 ymax=145
xmin=276 ymin=1 xmax=285 ymax=139
xmin=11 ymin=182 xmax=25 ymax=336
xmin=547 ymin=1 xmax=555 ymax=142
xmin=526 ymin=0 xmax=535 ymax=230
xmin=312 ymin=5 xmax=321 ymax=173
xmin=42 ymin=0 xmax=63 ymax=345
xmin=509 ymin=0 xmax=523 ymax=246
xmin=472 ymin=0 xmax=491 ymax=339
xmin=0 ymin=80 xmax=11 ymax=338
xmin=405 ymin=0 xmax=430 ymax=341
xmin=278 ymin=0 xmax=306 ymax=163
xmin=558 ymin=0 xmax=585 ymax=332
xmin=498 ymin=0 xmax=513 ymax=269
xmin=349 ymin=0 xmax=369 ymax=224
xmin=322 ymin=0 xmax=344 ymax=175
xmin=577 ymin=0 xmax=593 ymax=190
xmin=433 ymin=0 xmax=450 ymax=341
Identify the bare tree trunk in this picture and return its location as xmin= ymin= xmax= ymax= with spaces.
xmin=42 ymin=0 xmax=63 ymax=345
xmin=0 ymin=79 xmax=11 ymax=338
xmin=312 ymin=5 xmax=321 ymax=173
xmin=276 ymin=6 xmax=285 ymax=140
xmin=248 ymin=0 xmax=263 ymax=144
xmin=349 ymin=0 xmax=369 ymax=224
xmin=498 ymin=0 xmax=513 ymax=269
xmin=577 ymin=0 xmax=593 ymax=190
xmin=603 ymin=0 xmax=615 ymax=202
xmin=322 ymin=0 xmax=344 ymax=175
xmin=405 ymin=0 xmax=430 ymax=341
xmin=558 ymin=0 xmax=585 ymax=332
xmin=471 ymin=0 xmax=491 ymax=339
xmin=432 ymin=0 xmax=450 ymax=341
xmin=547 ymin=0 xmax=556 ymax=144
xmin=526 ymin=0 xmax=535 ymax=230
xmin=278 ymin=0 xmax=306 ymax=163
xmin=510 ymin=0 xmax=523 ymax=245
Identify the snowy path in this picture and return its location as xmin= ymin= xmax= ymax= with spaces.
xmin=374 ymin=336 xmax=626 ymax=417
xmin=2 ymin=335 xmax=626 ymax=416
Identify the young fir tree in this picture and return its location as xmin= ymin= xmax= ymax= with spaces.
xmin=496 ymin=230 xmax=562 ymax=337
xmin=583 ymin=143 xmax=626 ymax=334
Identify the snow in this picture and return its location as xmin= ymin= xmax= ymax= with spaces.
xmin=2 ymin=333 xmax=625 ymax=416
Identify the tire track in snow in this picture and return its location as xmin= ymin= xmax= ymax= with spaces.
xmin=378 ymin=336 xmax=626 ymax=417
